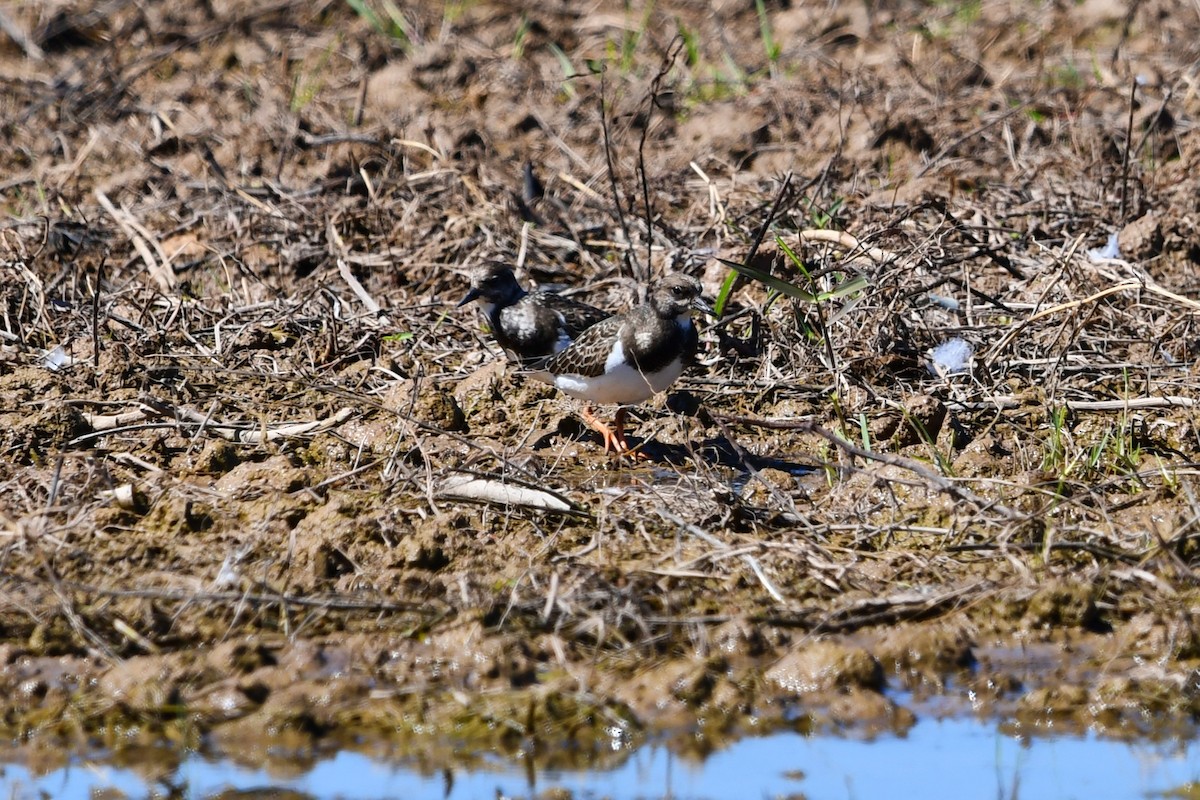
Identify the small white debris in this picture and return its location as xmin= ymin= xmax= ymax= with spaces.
xmin=39 ymin=345 xmax=69 ymax=371
xmin=1087 ymin=232 xmax=1122 ymax=262
xmin=927 ymin=293 xmax=960 ymax=312
xmin=97 ymin=483 xmax=140 ymax=511
xmin=928 ymin=338 xmax=974 ymax=376
xmin=214 ymin=552 xmax=243 ymax=588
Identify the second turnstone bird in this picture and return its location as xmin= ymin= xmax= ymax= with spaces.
xmin=534 ymin=273 xmax=711 ymax=456
xmin=459 ymin=261 xmax=611 ymax=365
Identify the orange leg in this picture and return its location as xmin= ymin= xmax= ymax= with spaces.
xmin=611 ymin=407 xmax=634 ymax=455
xmin=579 ymin=406 xmax=648 ymax=459
xmin=579 ymin=405 xmax=625 ymax=453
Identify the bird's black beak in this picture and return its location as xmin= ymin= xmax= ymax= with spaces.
xmin=692 ymin=296 xmax=716 ymax=317
xmin=458 ymin=287 xmax=481 ymax=307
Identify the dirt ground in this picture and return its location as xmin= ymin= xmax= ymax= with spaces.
xmin=2 ymin=0 xmax=1200 ymax=781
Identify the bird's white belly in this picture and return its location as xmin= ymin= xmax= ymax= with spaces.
xmin=554 ymin=341 xmax=684 ymax=405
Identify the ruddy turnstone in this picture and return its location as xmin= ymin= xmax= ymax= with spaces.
xmin=534 ymin=273 xmax=711 ymax=456
xmin=459 ymin=261 xmax=611 ymax=365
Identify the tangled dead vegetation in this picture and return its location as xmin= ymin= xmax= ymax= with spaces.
xmin=1 ymin=0 xmax=1200 ymax=767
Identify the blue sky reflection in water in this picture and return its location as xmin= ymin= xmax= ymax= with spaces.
xmin=1 ymin=715 xmax=1198 ymax=800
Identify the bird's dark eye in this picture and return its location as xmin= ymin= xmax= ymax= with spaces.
xmin=672 ymin=285 xmax=685 ymax=296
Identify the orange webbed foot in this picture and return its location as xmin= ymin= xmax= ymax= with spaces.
xmin=580 ymin=406 xmax=649 ymax=460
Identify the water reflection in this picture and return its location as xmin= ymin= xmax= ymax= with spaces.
xmin=1 ymin=715 xmax=1198 ymax=800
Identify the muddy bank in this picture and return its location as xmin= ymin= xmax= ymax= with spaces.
xmin=2 ymin=0 xmax=1200 ymax=772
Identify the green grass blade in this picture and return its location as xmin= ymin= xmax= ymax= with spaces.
xmin=716 ymin=257 xmax=818 ymax=302
xmin=755 ymin=0 xmax=781 ymax=64
xmin=548 ymin=43 xmax=578 ymax=98
xmin=713 ymin=268 xmax=739 ymax=318
xmin=346 ymin=0 xmax=385 ymax=34
xmin=817 ymin=275 xmax=870 ymax=302
xmin=773 ymin=234 xmax=869 ymax=300
xmin=775 ymin=235 xmax=812 ymax=279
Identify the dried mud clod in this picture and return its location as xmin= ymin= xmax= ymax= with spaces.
xmin=766 ymin=641 xmax=886 ymax=696
xmin=415 ymin=387 xmax=468 ymax=433
xmin=866 ymin=394 xmax=948 ymax=449
xmin=1120 ymin=213 xmax=1164 ymax=262
xmin=872 ymin=622 xmax=977 ymax=690
xmin=1022 ymin=582 xmax=1106 ymax=632
xmin=1 ymin=404 xmax=90 ymax=463
xmin=194 ymin=439 xmax=241 ymax=474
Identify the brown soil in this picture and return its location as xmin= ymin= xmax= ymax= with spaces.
xmin=2 ymin=0 xmax=1200 ymax=777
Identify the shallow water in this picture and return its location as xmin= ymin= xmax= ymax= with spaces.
xmin=2 ymin=714 xmax=1197 ymax=800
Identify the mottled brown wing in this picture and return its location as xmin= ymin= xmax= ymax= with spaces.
xmin=535 ymin=291 xmax=612 ymax=337
xmin=536 ymin=314 xmax=624 ymax=378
